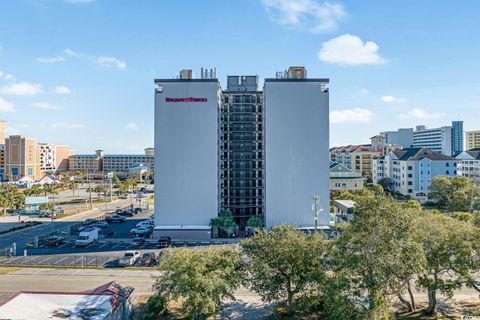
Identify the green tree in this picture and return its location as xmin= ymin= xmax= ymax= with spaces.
xmin=333 ymin=196 xmax=425 ymax=319
xmin=209 ymin=209 xmax=238 ymax=237
xmin=246 ymin=216 xmax=263 ymax=228
xmin=155 ymin=247 xmax=244 ymax=319
xmin=115 ymin=176 xmax=129 ymax=195
xmin=42 ymin=184 xmax=60 ymax=208
xmin=241 ymin=226 xmax=326 ymax=315
xmin=135 ymin=293 xmax=167 ymax=320
xmin=429 ymin=176 xmax=476 ymax=211
xmin=0 ymin=184 xmax=16 ymax=215
xmin=377 ymin=178 xmax=394 ymax=193
xmin=415 ymin=213 xmax=480 ymax=316
xmin=24 ymin=184 xmax=43 ymax=197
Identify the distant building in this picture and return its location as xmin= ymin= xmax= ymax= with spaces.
xmin=0 ymin=120 xmax=6 ymax=144
xmin=373 ymin=147 xmax=457 ymax=199
xmin=333 ymin=199 xmax=356 ymax=223
xmin=144 ymin=147 xmax=155 ymax=156
xmin=0 ymin=281 xmax=134 ymax=320
xmin=456 ymin=148 xmax=480 ymax=181
xmin=68 ymin=153 xmax=103 ymax=174
xmin=330 ymin=145 xmax=382 ymax=181
xmin=329 ymin=162 xmax=364 ymax=191
xmin=4 ymin=135 xmax=41 ymax=180
xmin=380 ymin=128 xmax=414 ymax=148
xmin=103 ymin=153 xmax=154 ymax=177
xmin=465 ymin=130 xmax=480 ymax=150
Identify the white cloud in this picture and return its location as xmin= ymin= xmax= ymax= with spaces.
xmin=0 ymin=97 xmax=15 ymax=112
xmin=319 ymin=34 xmax=385 ymax=66
xmin=330 ymin=108 xmax=374 ymax=124
xmin=96 ymin=56 xmax=127 ymax=70
xmin=53 ymin=85 xmax=71 ymax=95
xmin=381 ymin=95 xmax=406 ymax=103
xmin=361 ymin=88 xmax=368 ymax=95
xmin=64 ymin=48 xmax=80 ymax=57
xmin=399 ymin=108 xmax=446 ymax=120
xmin=126 ymin=122 xmax=139 ymax=130
xmin=37 ymin=55 xmax=65 ymax=63
xmin=51 ymin=122 xmax=85 ymax=129
xmin=32 ymin=102 xmax=60 ymax=110
xmin=1 ymin=82 xmax=43 ymax=95
xmin=261 ymin=0 xmax=345 ymax=33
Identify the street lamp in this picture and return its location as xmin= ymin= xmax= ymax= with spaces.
xmin=311 ymin=195 xmax=323 ymax=234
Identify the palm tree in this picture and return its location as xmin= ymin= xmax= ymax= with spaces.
xmin=43 ymin=184 xmax=60 ymax=208
xmin=0 ymin=184 xmax=19 ymax=215
xmin=24 ymin=184 xmax=43 ymax=197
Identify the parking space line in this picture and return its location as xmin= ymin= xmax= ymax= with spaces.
xmin=55 ymin=256 xmax=68 ymax=265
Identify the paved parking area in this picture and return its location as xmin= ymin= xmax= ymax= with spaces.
xmin=0 ymin=254 xmax=117 ymax=268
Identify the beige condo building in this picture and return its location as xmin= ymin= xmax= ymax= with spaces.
xmin=4 ymin=135 xmax=41 ymax=180
xmin=465 ymin=131 xmax=480 ymax=150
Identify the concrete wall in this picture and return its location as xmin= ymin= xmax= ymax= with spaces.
xmin=154 ymin=80 xmax=220 ymax=226
xmin=264 ymin=80 xmax=329 ymax=228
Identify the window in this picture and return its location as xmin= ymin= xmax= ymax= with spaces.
xmin=11 ymin=168 xmax=18 ymax=176
xmin=28 ymin=168 xmax=33 ymax=176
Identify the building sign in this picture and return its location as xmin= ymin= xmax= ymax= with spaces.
xmin=165 ymin=97 xmax=208 ymax=103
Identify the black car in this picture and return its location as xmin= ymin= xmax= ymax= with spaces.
xmin=133 ymin=208 xmax=143 ymax=214
xmin=156 ymin=236 xmax=171 ymax=248
xmin=131 ymin=237 xmax=146 ymax=247
xmin=115 ymin=209 xmax=123 ymax=214
xmin=103 ymin=259 xmax=122 ymax=268
xmin=119 ymin=210 xmax=134 ymax=217
xmin=45 ymin=236 xmax=65 ymax=247
xmin=105 ymin=215 xmax=126 ymax=223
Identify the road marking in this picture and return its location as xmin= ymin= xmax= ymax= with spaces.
xmin=72 ymin=269 xmax=80 ymax=276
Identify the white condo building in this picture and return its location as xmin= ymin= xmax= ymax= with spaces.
xmin=153 ymin=67 xmax=329 ymax=239
xmin=373 ymin=148 xmax=457 ymax=199
xmin=456 ymin=148 xmax=480 ymax=181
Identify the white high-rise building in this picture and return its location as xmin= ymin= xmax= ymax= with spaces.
xmin=153 ymin=67 xmax=330 ymax=239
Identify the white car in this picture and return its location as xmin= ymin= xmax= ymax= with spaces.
xmin=136 ymin=220 xmax=154 ymax=228
xmin=119 ymin=251 xmax=141 ymax=266
xmin=130 ymin=226 xmax=152 ymax=236
xmin=93 ymin=221 xmax=108 ymax=228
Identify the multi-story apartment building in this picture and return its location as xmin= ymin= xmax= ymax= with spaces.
xmin=373 ymin=148 xmax=457 ymax=198
xmin=329 ymin=162 xmax=364 ymax=191
xmin=380 ymin=121 xmax=463 ymax=156
xmin=68 ymin=150 xmax=103 ymax=174
xmin=330 ymin=145 xmax=382 ymax=181
xmin=4 ymin=135 xmax=41 ymax=180
xmin=219 ymin=76 xmax=264 ymax=225
xmin=38 ymin=143 xmax=56 ymax=172
xmin=380 ymin=128 xmax=414 ymax=148
xmin=465 ymin=131 xmax=480 ymax=150
xmin=103 ymin=153 xmax=154 ymax=176
xmin=456 ymin=148 xmax=480 ymax=181
xmin=0 ymin=120 xmax=6 ymax=145
xmin=0 ymin=144 xmax=5 ymax=180
xmin=154 ymin=66 xmax=329 ymax=236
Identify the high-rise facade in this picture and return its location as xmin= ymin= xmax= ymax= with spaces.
xmin=219 ymin=76 xmax=265 ymax=226
xmin=0 ymin=120 xmax=6 ymax=145
xmin=154 ymin=67 xmax=329 ymax=236
xmin=465 ymin=131 xmax=480 ymax=150
xmin=4 ymin=135 xmax=41 ymax=180
xmin=452 ymin=120 xmax=464 ymax=155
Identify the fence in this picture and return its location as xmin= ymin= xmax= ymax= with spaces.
xmin=0 ymin=254 xmax=117 ymax=268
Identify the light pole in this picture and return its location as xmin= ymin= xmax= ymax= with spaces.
xmin=311 ymin=195 xmax=323 ymax=234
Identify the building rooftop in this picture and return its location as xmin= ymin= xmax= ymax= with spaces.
xmin=392 ymin=148 xmax=455 ymax=161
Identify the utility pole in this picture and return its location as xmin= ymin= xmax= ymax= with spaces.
xmin=311 ymin=195 xmax=321 ymax=234
xmin=87 ymin=169 xmax=92 ymax=210
xmin=108 ymin=172 xmax=113 ymax=203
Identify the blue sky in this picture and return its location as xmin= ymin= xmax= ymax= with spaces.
xmin=0 ymin=0 xmax=479 ymax=153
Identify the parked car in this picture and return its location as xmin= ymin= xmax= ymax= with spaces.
xmin=105 ymin=215 xmax=126 ymax=223
xmin=82 ymin=218 xmax=95 ymax=225
xmin=130 ymin=226 xmax=152 ymax=237
xmin=136 ymin=220 xmax=154 ymax=228
xmin=103 ymin=259 xmax=121 ymax=268
xmin=118 ymin=210 xmax=134 ymax=217
xmin=45 ymin=236 xmax=65 ymax=247
xmin=119 ymin=251 xmax=141 ymax=266
xmin=75 ymin=228 xmax=99 ymax=247
xmin=133 ymin=208 xmax=143 ymax=214
xmin=115 ymin=209 xmax=123 ymax=214
xmin=138 ymin=252 xmax=157 ymax=267
xmin=131 ymin=237 xmax=146 ymax=247
xmin=156 ymin=236 xmax=171 ymax=248
xmin=92 ymin=221 xmax=108 ymax=229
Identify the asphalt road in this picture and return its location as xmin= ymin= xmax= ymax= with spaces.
xmin=0 ymin=198 xmax=139 ymax=254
